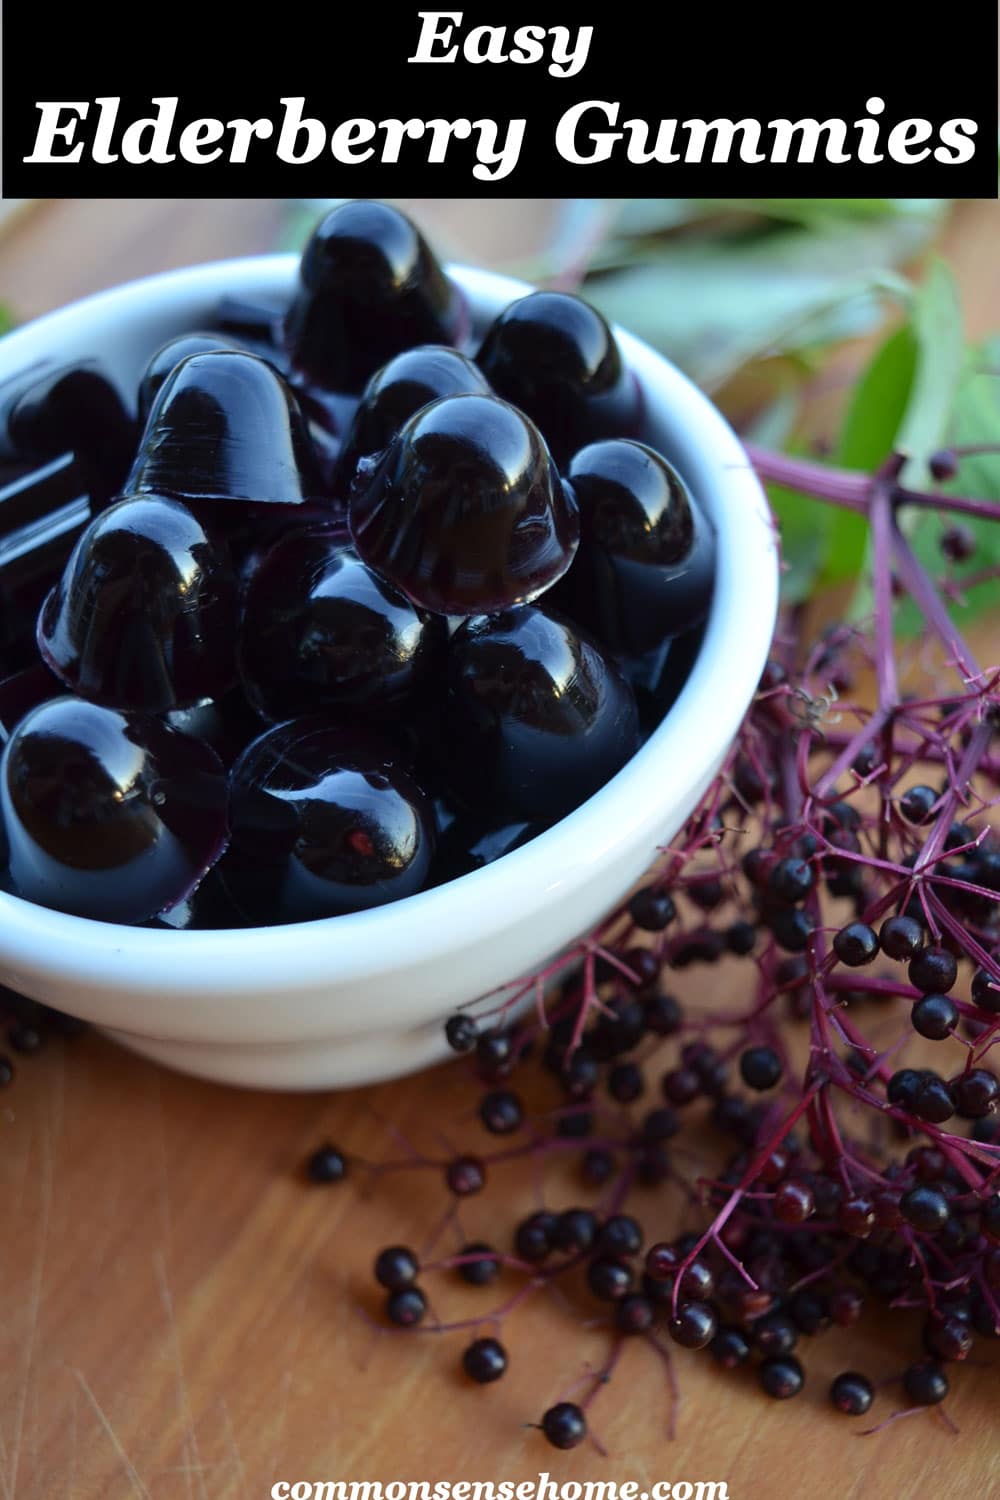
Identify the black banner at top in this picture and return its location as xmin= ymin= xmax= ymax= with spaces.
xmin=2 ymin=4 xmax=998 ymax=197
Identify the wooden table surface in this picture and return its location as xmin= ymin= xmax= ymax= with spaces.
xmin=1 ymin=199 xmax=998 ymax=1500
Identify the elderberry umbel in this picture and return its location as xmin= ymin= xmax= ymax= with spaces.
xmin=348 ymin=407 xmax=1000 ymax=1450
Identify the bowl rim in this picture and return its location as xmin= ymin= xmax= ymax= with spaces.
xmin=0 ymin=255 xmax=778 ymax=990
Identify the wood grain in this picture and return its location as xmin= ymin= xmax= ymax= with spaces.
xmin=0 ymin=199 xmax=998 ymax=1500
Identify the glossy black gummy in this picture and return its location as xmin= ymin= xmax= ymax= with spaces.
xmin=557 ymin=440 xmax=715 ymax=655
xmin=350 ymin=394 xmax=579 ymax=616
xmin=430 ymin=814 xmax=544 ymax=885
xmin=138 ymin=332 xmax=238 ymax=420
xmin=0 ymin=361 xmax=136 ymax=505
xmin=143 ymin=867 xmax=249 ymax=932
xmin=38 ymin=495 xmax=239 ymax=713
xmin=127 ymin=351 xmax=321 ymax=508
xmin=444 ymin=606 xmax=639 ymax=821
xmin=285 ymin=201 xmax=460 ymax=391
xmin=336 ymin=345 xmax=490 ymax=486
xmin=623 ymin=628 xmax=705 ymax=735
xmin=476 ymin=291 xmax=640 ymax=466
xmin=164 ymin=689 xmax=269 ymax=771
xmin=239 ymin=529 xmax=446 ymax=721
xmin=0 ymin=455 xmax=92 ymax=671
xmin=1 ymin=697 xmax=227 ymax=923
xmin=223 ymin=721 xmax=434 ymax=925
xmin=0 ymin=662 xmax=60 ymax=742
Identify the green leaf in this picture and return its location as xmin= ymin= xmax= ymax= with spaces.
xmin=894 ymin=257 xmax=964 ymax=487
xmin=583 ymin=217 xmax=920 ymax=390
xmin=892 ymin=337 xmax=1000 ymax=631
xmin=767 ymin=478 xmax=835 ymax=604
xmin=818 ymin=263 xmax=963 ymax=621
xmin=820 ymin=324 xmax=919 ymax=593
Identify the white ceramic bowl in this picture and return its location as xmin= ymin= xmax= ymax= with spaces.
xmin=0 ymin=257 xmax=778 ymax=1090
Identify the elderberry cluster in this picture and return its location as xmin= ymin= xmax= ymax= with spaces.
xmin=305 ymin=547 xmax=1000 ymax=1448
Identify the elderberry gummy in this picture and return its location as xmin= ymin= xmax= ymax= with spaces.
xmin=138 ymin=332 xmax=239 ymax=419
xmin=349 ymin=394 xmax=580 ymax=616
xmin=285 ymin=200 xmax=462 ymax=392
xmin=0 ymin=360 xmax=136 ymax=506
xmin=556 ymin=439 xmax=715 ymax=654
xmin=444 ymin=605 xmax=640 ymax=821
xmin=1 ymin=697 xmax=227 ymax=923
xmin=222 ymin=722 xmax=434 ymax=925
xmin=476 ymin=291 xmax=641 ymax=466
xmin=239 ymin=528 xmax=446 ymax=721
xmin=38 ymin=495 xmax=239 ymax=713
xmin=335 ymin=344 xmax=490 ymax=487
xmin=128 ymin=350 xmax=320 ymax=509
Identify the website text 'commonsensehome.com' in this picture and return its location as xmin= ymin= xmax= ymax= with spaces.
xmin=271 ymin=1479 xmax=729 ymax=1500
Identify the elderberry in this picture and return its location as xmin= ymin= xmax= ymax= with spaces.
xmin=758 ymin=1355 xmax=804 ymax=1399
xmin=740 ymin=1046 xmax=783 ymax=1091
xmin=462 ymin=1337 xmax=508 ymax=1384
xmin=829 ymin=1372 xmax=873 ymax=1415
xmin=540 ymin=1403 xmax=587 ymax=1450
xmin=902 ymin=1362 xmax=948 ymax=1406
